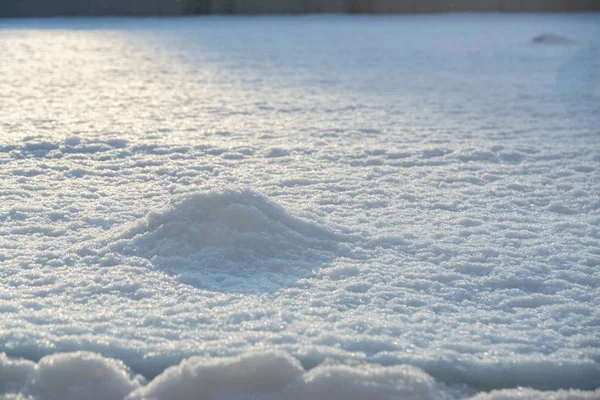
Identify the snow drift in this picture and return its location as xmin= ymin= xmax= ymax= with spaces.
xmin=0 ymin=351 xmax=443 ymax=400
xmin=2 ymin=351 xmax=598 ymax=400
xmin=74 ymin=189 xmax=348 ymax=292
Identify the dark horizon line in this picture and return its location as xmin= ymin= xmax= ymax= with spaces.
xmin=2 ymin=0 xmax=600 ymax=18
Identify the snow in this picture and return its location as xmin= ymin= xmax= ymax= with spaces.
xmin=74 ymin=189 xmax=348 ymax=292
xmin=532 ymin=33 xmax=576 ymax=45
xmin=1 ymin=13 xmax=600 ymax=399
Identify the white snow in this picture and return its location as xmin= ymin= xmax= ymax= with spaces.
xmin=1 ymin=13 xmax=599 ymax=399
xmin=74 ymin=189 xmax=348 ymax=292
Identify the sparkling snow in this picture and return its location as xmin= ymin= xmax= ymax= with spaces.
xmin=1 ymin=13 xmax=599 ymax=399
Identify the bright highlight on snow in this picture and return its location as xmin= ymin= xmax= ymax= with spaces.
xmin=1 ymin=13 xmax=599 ymax=400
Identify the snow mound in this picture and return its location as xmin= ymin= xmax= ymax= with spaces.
xmin=127 ymin=351 xmax=303 ymax=400
xmin=75 ymin=189 xmax=348 ymax=292
xmin=124 ymin=351 xmax=438 ymax=400
xmin=532 ymin=33 xmax=574 ymax=45
xmin=1 ymin=352 xmax=143 ymax=400
xmin=1 ymin=351 xmax=438 ymax=400
xmin=2 ymin=351 xmax=599 ymax=400
xmin=0 ymin=354 xmax=34 ymax=394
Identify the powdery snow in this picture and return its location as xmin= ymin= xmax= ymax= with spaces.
xmin=73 ymin=189 xmax=349 ymax=292
xmin=0 ymin=13 xmax=599 ymax=399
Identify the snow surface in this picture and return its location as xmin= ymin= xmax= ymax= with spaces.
xmin=1 ymin=13 xmax=599 ymax=399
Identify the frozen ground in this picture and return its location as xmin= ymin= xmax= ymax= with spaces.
xmin=0 ymin=13 xmax=599 ymax=399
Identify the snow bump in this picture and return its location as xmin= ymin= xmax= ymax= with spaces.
xmin=75 ymin=189 xmax=349 ymax=293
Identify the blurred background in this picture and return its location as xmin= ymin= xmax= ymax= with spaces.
xmin=2 ymin=0 xmax=600 ymax=17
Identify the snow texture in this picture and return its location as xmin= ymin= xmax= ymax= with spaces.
xmin=74 ymin=189 xmax=349 ymax=292
xmin=1 ymin=13 xmax=599 ymax=399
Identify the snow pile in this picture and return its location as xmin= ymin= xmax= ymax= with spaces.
xmin=127 ymin=351 xmax=304 ymax=400
xmin=3 ymin=351 xmax=598 ymax=399
xmin=532 ymin=33 xmax=574 ymax=44
xmin=128 ymin=351 xmax=439 ymax=400
xmin=297 ymin=363 xmax=438 ymax=400
xmin=0 ymin=354 xmax=34 ymax=394
xmin=0 ymin=351 xmax=439 ymax=400
xmin=75 ymin=189 xmax=348 ymax=292
xmin=1 ymin=352 xmax=143 ymax=400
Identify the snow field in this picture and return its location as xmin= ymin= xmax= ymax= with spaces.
xmin=1 ymin=13 xmax=599 ymax=399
